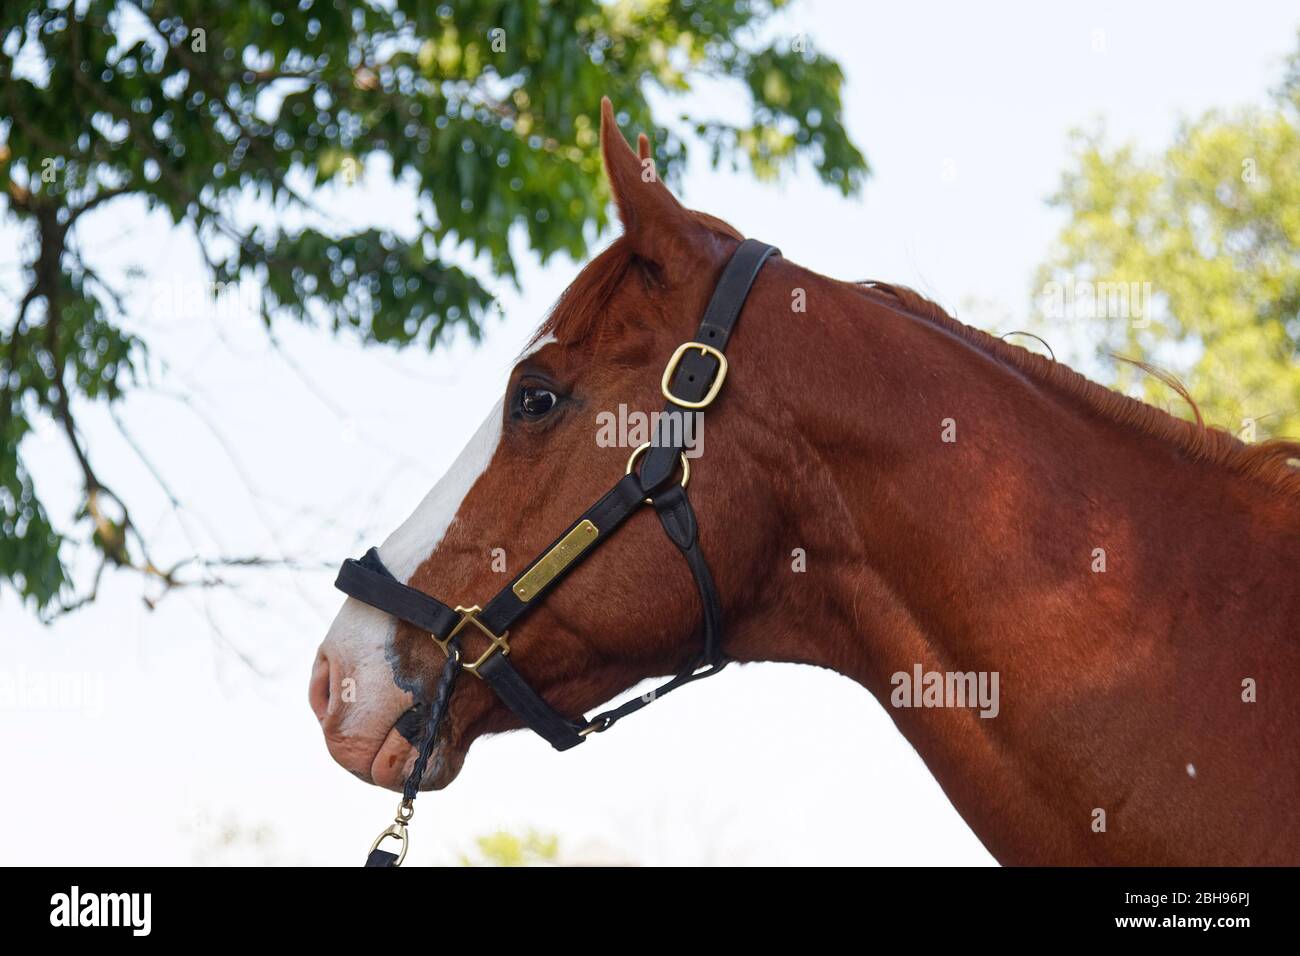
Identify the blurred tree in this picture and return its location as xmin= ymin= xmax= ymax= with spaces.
xmin=1033 ymin=35 xmax=1300 ymax=440
xmin=458 ymin=828 xmax=559 ymax=867
xmin=0 ymin=0 xmax=867 ymax=615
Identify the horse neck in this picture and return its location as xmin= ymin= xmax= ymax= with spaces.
xmin=722 ymin=262 xmax=1300 ymax=864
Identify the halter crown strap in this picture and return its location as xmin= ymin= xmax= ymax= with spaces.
xmin=639 ymin=238 xmax=778 ymax=493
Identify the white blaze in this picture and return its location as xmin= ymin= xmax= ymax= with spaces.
xmin=323 ymin=398 xmax=505 ymax=707
xmin=322 ymin=333 xmax=557 ymax=719
xmin=376 ymin=397 xmax=506 ymax=582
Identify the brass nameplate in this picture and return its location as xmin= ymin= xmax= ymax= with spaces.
xmin=512 ymin=519 xmax=599 ymax=601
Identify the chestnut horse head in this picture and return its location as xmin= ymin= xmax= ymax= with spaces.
xmin=310 ymin=99 xmax=790 ymax=790
xmin=312 ymin=99 xmax=1300 ymax=866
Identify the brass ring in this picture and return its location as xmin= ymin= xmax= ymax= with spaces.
xmin=625 ymin=442 xmax=690 ymax=504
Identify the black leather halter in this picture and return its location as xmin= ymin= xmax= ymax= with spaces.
xmin=335 ymin=238 xmax=779 ymax=865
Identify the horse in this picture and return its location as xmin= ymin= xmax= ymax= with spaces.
xmin=310 ymin=98 xmax=1300 ymax=865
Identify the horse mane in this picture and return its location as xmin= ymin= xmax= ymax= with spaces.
xmin=856 ymin=281 xmax=1300 ymax=498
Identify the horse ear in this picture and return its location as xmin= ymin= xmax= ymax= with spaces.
xmin=599 ymin=97 xmax=710 ymax=282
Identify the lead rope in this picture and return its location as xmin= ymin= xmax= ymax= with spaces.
xmin=364 ymin=642 xmax=462 ymax=867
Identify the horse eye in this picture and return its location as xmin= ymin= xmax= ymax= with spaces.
xmin=519 ymin=385 xmax=558 ymax=418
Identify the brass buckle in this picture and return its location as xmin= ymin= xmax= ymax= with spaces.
xmin=625 ymin=442 xmax=690 ymax=505
xmin=435 ymin=605 xmax=509 ymax=678
xmin=661 ymin=342 xmax=728 ymax=409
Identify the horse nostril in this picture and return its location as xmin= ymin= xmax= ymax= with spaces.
xmin=309 ymin=649 xmax=333 ymax=722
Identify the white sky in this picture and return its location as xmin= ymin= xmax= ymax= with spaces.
xmin=2 ymin=1 xmax=1296 ymax=865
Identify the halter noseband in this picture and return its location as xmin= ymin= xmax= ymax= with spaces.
xmin=334 ymin=238 xmax=779 ymax=865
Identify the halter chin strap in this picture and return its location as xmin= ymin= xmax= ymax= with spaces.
xmin=337 ymin=238 xmax=779 ymax=863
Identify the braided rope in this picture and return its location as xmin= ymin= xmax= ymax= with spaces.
xmin=402 ymin=642 xmax=462 ymax=802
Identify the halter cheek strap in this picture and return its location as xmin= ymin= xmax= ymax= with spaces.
xmin=335 ymin=238 xmax=779 ymax=865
